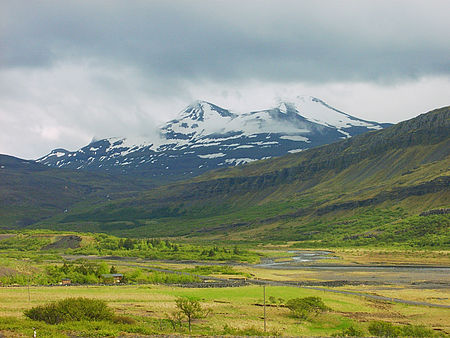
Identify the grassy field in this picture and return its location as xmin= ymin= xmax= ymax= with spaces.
xmin=0 ymin=230 xmax=449 ymax=336
xmin=0 ymin=284 xmax=448 ymax=337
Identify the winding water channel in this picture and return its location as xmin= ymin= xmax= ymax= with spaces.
xmin=255 ymin=250 xmax=450 ymax=288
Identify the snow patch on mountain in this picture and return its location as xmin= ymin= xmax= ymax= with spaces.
xmin=225 ymin=158 xmax=258 ymax=165
xmin=198 ymin=153 xmax=226 ymax=159
xmin=288 ymin=96 xmax=382 ymax=130
xmin=280 ymin=135 xmax=310 ymax=142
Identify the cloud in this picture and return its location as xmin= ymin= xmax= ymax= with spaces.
xmin=0 ymin=0 xmax=449 ymax=159
xmin=2 ymin=0 xmax=449 ymax=83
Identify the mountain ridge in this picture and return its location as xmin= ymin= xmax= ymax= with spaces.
xmin=37 ymin=96 xmax=390 ymax=182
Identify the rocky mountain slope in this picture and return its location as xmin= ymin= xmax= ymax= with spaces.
xmin=37 ymin=96 xmax=390 ymax=181
xmin=34 ymin=106 xmax=449 ymax=246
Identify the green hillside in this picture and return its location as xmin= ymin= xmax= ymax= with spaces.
xmin=0 ymin=155 xmax=155 ymax=227
xmin=33 ymin=106 xmax=449 ymax=247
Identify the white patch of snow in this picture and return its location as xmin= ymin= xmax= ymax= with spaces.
xmin=191 ymin=142 xmax=220 ymax=148
xmin=198 ymin=153 xmax=226 ymax=159
xmin=288 ymin=149 xmax=304 ymax=153
xmin=225 ymin=158 xmax=258 ymax=165
xmin=338 ymin=129 xmax=351 ymax=138
xmin=236 ymin=145 xmax=254 ymax=149
xmin=279 ymin=102 xmax=288 ymax=114
xmin=251 ymin=141 xmax=279 ymax=146
xmin=280 ymin=135 xmax=310 ymax=142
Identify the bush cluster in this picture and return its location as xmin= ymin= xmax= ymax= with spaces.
xmin=286 ymin=296 xmax=330 ymax=321
xmin=368 ymin=321 xmax=435 ymax=337
xmin=24 ymin=297 xmax=113 ymax=324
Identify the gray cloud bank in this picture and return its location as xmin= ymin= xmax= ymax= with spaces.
xmin=1 ymin=0 xmax=449 ymax=159
xmin=3 ymin=0 xmax=449 ymax=83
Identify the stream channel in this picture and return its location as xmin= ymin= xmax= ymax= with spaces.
xmin=255 ymin=250 xmax=450 ymax=287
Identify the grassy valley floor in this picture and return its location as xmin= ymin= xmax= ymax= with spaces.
xmin=0 ymin=283 xmax=449 ymax=337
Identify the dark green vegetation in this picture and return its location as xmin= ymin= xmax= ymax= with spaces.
xmin=22 ymin=106 xmax=448 ymax=248
xmin=0 ymin=230 xmax=259 ymax=262
xmin=0 ymin=230 xmax=258 ymax=286
xmin=0 ymin=255 xmax=200 ymax=286
xmin=368 ymin=321 xmax=436 ymax=338
xmin=24 ymin=297 xmax=114 ymax=324
xmin=286 ymin=296 xmax=331 ymax=321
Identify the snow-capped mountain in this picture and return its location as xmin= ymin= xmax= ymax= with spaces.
xmin=37 ymin=96 xmax=391 ymax=180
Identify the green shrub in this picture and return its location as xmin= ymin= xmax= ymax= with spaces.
xmin=24 ymin=297 xmax=113 ymax=324
xmin=368 ymin=321 xmax=435 ymax=337
xmin=286 ymin=296 xmax=330 ymax=321
xmin=401 ymin=324 xmax=435 ymax=337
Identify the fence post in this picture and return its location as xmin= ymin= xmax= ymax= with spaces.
xmin=263 ymin=285 xmax=266 ymax=332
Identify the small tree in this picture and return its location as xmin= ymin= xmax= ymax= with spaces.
xmin=175 ymin=297 xmax=208 ymax=332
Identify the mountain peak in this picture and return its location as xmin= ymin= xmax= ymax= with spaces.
xmin=179 ymin=100 xmax=236 ymax=121
xmin=276 ymin=95 xmax=324 ymax=112
xmin=187 ymin=100 xmax=211 ymax=111
xmin=274 ymin=96 xmax=382 ymax=131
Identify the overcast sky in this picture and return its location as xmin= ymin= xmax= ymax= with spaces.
xmin=1 ymin=0 xmax=449 ymax=159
